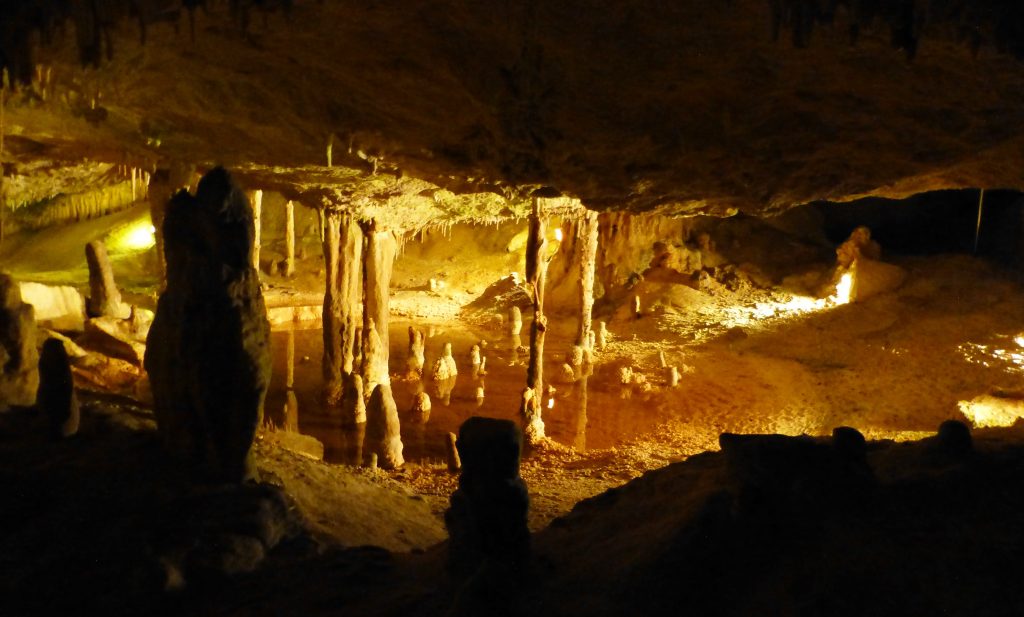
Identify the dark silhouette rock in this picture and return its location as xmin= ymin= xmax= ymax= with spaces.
xmin=144 ymin=167 xmax=270 ymax=483
xmin=933 ymin=419 xmax=973 ymax=461
xmin=37 ymin=338 xmax=79 ymax=438
xmin=445 ymin=417 xmax=530 ymax=578
xmin=0 ymin=273 xmax=39 ymax=410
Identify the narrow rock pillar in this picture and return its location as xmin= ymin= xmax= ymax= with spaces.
xmin=38 ymin=338 xmax=79 ymax=438
xmin=576 ymin=210 xmax=599 ymax=349
xmin=250 ymin=189 xmax=262 ymax=272
xmin=523 ymin=197 xmax=548 ymax=443
xmin=85 ymin=240 xmax=127 ymax=318
xmin=361 ymin=220 xmax=397 ymax=391
xmin=284 ymin=199 xmax=296 ymax=277
xmin=322 ymin=211 xmax=364 ymax=420
xmin=0 ymin=274 xmax=39 ymax=410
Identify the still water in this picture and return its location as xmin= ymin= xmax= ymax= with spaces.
xmin=265 ymin=320 xmax=672 ymax=464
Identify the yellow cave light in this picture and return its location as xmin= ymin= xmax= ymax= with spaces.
xmin=110 ymin=218 xmax=157 ymax=251
xmin=554 ymin=227 xmax=564 ymax=242
xmin=832 ymin=271 xmax=854 ymax=306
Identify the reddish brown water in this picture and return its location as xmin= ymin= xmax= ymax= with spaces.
xmin=265 ymin=320 xmax=676 ymax=464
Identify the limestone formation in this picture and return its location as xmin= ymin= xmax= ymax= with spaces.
xmin=525 ymin=197 xmax=549 ymax=435
xmin=406 ymin=326 xmax=425 ymax=376
xmin=445 ymin=416 xmax=530 ymax=576
xmin=836 ymin=226 xmax=882 ymax=268
xmin=596 ymin=321 xmax=608 ymax=350
xmin=362 ymin=222 xmax=396 ymax=382
xmin=519 ymin=386 xmax=545 ymax=444
xmin=508 ymin=306 xmax=523 ymax=336
xmin=362 ymin=317 xmax=389 ymax=392
xmin=445 ymin=432 xmax=461 ymax=472
xmin=410 ymin=391 xmax=431 ymax=423
xmin=283 ymin=199 xmax=296 ymax=277
xmin=0 ymin=274 xmax=39 ymax=410
xmin=249 ymin=189 xmax=262 ymax=272
xmin=144 ymin=167 xmax=271 ymax=483
xmin=365 ymin=383 xmax=404 ymax=469
xmin=431 ymin=342 xmax=458 ymax=381
xmin=85 ymin=240 xmax=129 ymax=319
xmin=576 ymin=210 xmax=599 ymax=349
xmin=37 ymin=338 xmax=79 ymax=438
xmin=665 ymin=366 xmax=680 ymax=387
xmin=322 ymin=211 xmax=363 ymax=407
xmin=342 ymin=373 xmax=367 ymax=425
xmin=470 ymin=344 xmax=481 ymax=371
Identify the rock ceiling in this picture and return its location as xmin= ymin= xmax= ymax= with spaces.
xmin=2 ymin=0 xmax=1024 ymax=225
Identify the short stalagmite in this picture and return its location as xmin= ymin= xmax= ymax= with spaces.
xmin=519 ymin=386 xmax=545 ymax=443
xmin=445 ymin=432 xmax=461 ymax=472
xmin=144 ymin=167 xmax=271 ymax=483
xmin=85 ymin=240 xmax=129 ymax=319
xmin=365 ymin=383 xmax=404 ymax=469
xmin=410 ymin=391 xmax=431 ymax=423
xmin=0 ymin=274 xmax=39 ymax=411
xmin=445 ymin=416 xmax=530 ymax=576
xmin=596 ymin=321 xmax=609 ymax=350
xmin=431 ymin=342 xmax=458 ymax=381
xmin=37 ymin=338 xmax=79 ymax=438
xmin=508 ymin=306 xmax=523 ymax=336
xmin=407 ymin=326 xmax=425 ymax=376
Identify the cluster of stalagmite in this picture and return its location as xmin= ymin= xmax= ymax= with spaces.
xmin=0 ymin=274 xmax=39 ymax=411
xmin=144 ymin=167 xmax=271 ymax=483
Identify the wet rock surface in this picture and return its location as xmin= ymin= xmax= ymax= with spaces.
xmin=144 ymin=167 xmax=271 ymax=483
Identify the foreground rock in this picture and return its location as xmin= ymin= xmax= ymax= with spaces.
xmin=0 ymin=274 xmax=39 ymax=410
xmin=144 ymin=167 xmax=271 ymax=483
xmin=36 ymin=338 xmax=79 ymax=438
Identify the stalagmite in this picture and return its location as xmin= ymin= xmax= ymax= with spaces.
xmin=431 ymin=342 xmax=458 ymax=381
xmin=666 ymin=366 xmax=680 ymax=387
xmin=284 ymin=199 xmax=296 ymax=277
xmin=362 ymin=222 xmax=396 ymax=390
xmin=410 ymin=391 xmax=431 ymax=423
xmin=342 ymin=373 xmax=366 ymax=425
xmin=37 ymin=338 xmax=79 ymax=438
xmin=520 ymin=386 xmax=544 ymax=443
xmin=85 ymin=240 xmax=129 ymax=319
xmin=445 ymin=417 xmax=530 ymax=575
xmin=407 ymin=326 xmax=425 ymax=376
xmin=470 ymin=344 xmax=481 ymax=371
xmin=634 ymin=295 xmax=642 ymax=319
xmin=144 ymin=167 xmax=271 ymax=483
xmin=250 ymin=189 xmax=262 ymax=272
xmin=322 ymin=211 xmax=363 ymax=409
xmin=658 ymin=350 xmax=667 ymax=368
xmin=445 ymin=432 xmax=461 ymax=472
xmin=524 ymin=196 xmax=548 ymax=443
xmin=596 ymin=321 xmax=608 ymax=350
xmin=508 ymin=306 xmax=523 ymax=336
xmin=0 ymin=274 xmax=39 ymax=411
xmin=365 ymin=383 xmax=404 ymax=469
xmin=576 ymin=210 xmax=599 ymax=349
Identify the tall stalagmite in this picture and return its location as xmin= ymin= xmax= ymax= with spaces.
xmin=284 ymin=199 xmax=296 ymax=277
xmin=85 ymin=240 xmax=128 ymax=318
xmin=322 ymin=210 xmax=364 ymax=418
xmin=144 ymin=167 xmax=271 ymax=483
xmin=0 ymin=274 xmax=38 ymax=411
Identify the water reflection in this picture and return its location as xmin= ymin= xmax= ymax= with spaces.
xmin=265 ymin=320 xmax=672 ymax=465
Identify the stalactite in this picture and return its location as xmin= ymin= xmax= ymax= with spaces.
xmin=284 ymin=199 xmax=295 ymax=277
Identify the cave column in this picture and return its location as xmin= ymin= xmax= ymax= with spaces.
xmin=284 ymin=199 xmax=296 ymax=277
xmin=250 ymin=189 xmax=262 ymax=273
xmin=361 ymin=219 xmax=397 ymax=393
xmin=322 ymin=210 xmax=364 ymax=419
xmin=576 ymin=210 xmax=599 ymax=350
xmin=522 ymin=196 xmax=548 ymax=444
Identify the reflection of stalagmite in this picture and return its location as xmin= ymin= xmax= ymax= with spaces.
xmin=434 ymin=376 xmax=457 ymax=406
xmin=322 ymin=211 xmax=363 ymax=410
xmin=407 ymin=326 xmax=425 ymax=376
xmin=249 ymin=189 xmax=262 ymax=272
xmin=365 ymin=383 xmax=404 ymax=469
xmin=410 ymin=391 xmax=431 ymax=423
xmin=572 ymin=376 xmax=588 ymax=451
xmin=362 ymin=318 xmax=388 ymax=394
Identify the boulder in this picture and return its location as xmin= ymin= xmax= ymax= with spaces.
xmin=37 ymin=338 xmax=80 ymax=438
xmin=144 ymin=167 xmax=271 ymax=483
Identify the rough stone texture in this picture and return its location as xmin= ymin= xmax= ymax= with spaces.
xmin=362 ymin=223 xmax=397 ymax=385
xmin=431 ymin=342 xmax=458 ymax=381
xmin=81 ymin=316 xmax=146 ymax=365
xmin=362 ymin=318 xmax=389 ymax=393
xmin=321 ymin=211 xmax=363 ymax=409
xmin=17 ymin=282 xmax=86 ymax=332
xmin=519 ymin=386 xmax=545 ymax=444
xmin=0 ymin=274 xmax=39 ymax=410
xmin=365 ymin=383 xmax=404 ymax=470
xmin=445 ymin=416 xmax=530 ymax=577
xmin=144 ymin=167 xmax=271 ymax=483
xmin=406 ymin=326 xmax=425 ymax=376
xmin=85 ymin=240 xmax=129 ymax=319
xmin=36 ymin=338 xmax=79 ymax=438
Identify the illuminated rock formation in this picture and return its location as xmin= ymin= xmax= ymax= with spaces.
xmin=365 ymin=383 xmax=404 ymax=469
xmin=84 ymin=240 xmax=128 ymax=319
xmin=406 ymin=326 xmax=425 ymax=377
xmin=322 ymin=211 xmax=363 ymax=410
xmin=36 ymin=338 xmax=79 ymax=438
xmin=0 ymin=274 xmax=38 ymax=410
xmin=144 ymin=167 xmax=271 ymax=483
xmin=431 ymin=342 xmax=458 ymax=381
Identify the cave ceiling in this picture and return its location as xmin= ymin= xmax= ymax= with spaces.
xmin=2 ymin=0 xmax=1024 ymax=225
